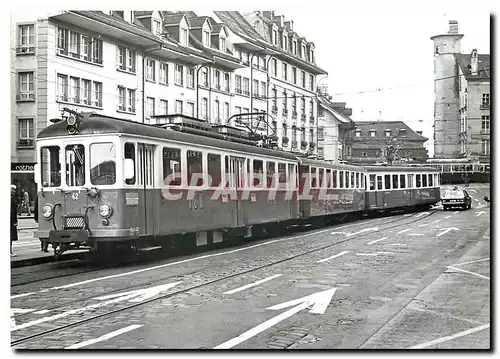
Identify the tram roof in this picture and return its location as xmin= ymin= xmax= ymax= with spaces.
xmin=363 ymin=165 xmax=440 ymax=173
xmin=38 ymin=113 xmax=300 ymax=161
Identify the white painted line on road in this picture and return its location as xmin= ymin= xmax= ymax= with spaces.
xmin=453 ymin=258 xmax=489 ymax=267
xmin=316 ymin=251 xmax=350 ymax=263
xmin=444 ymin=216 xmax=451 ymax=219
xmin=391 ymin=243 xmax=405 ymax=246
xmin=33 ymin=309 xmax=51 ymax=315
xmin=418 ymin=220 xmax=441 ymax=228
xmin=453 ymin=211 xmax=459 ymax=215
xmin=404 ymin=214 xmax=413 ymax=217
xmin=356 ymin=253 xmax=378 ymax=256
xmin=397 ymin=229 xmax=411 ymax=234
xmin=476 ymin=204 xmax=486 ymax=209
xmin=11 ymin=227 xmax=333 ymax=299
xmin=223 ymin=274 xmax=282 ymax=295
xmin=446 ymin=266 xmax=490 ymax=280
xmin=408 ymin=233 xmax=424 ymax=236
xmin=409 ymin=323 xmax=490 ymax=349
xmin=65 ymin=324 xmax=143 ymax=349
xmin=375 ymin=252 xmax=395 ymax=255
xmin=474 ymin=198 xmax=480 ymax=202
xmin=366 ymin=237 xmax=388 ymax=245
xmin=11 ymin=292 xmax=36 ymax=300
xmin=369 ymin=296 xmax=392 ymax=302
xmin=469 ymin=189 xmax=478 ymax=193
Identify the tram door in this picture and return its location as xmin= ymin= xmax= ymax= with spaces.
xmin=229 ymin=156 xmax=245 ymax=226
xmin=138 ymin=143 xmax=156 ymax=237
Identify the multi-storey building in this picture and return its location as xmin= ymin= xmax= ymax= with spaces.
xmin=431 ymin=20 xmax=490 ymax=161
xmin=316 ymin=92 xmax=355 ymax=162
xmin=344 ymin=121 xmax=429 ymax=165
xmin=11 ymin=10 xmax=330 ymax=207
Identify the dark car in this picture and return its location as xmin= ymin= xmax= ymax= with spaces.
xmin=441 ymin=186 xmax=472 ymax=210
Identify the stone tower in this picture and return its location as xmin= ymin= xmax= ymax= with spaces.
xmin=430 ymin=20 xmax=463 ymax=158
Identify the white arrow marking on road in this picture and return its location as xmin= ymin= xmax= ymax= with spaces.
xmin=419 ymin=219 xmax=442 ymax=228
xmin=213 ymin=288 xmax=337 ymax=349
xmin=415 ymin=212 xmax=429 ymax=218
xmin=66 ymin=324 xmax=143 ymax=349
xmin=366 ymin=237 xmax=388 ymax=245
xmin=317 ymin=251 xmax=350 ymax=263
xmin=397 ymin=228 xmax=411 ymax=234
xmin=223 ymin=274 xmax=282 ymax=295
xmin=345 ymin=227 xmax=379 ymax=237
xmin=11 ymin=282 xmax=181 ymax=332
xmin=330 ymin=231 xmax=348 ymax=235
xmin=436 ymin=227 xmax=459 ymax=237
xmin=476 ymin=204 xmax=486 ymax=209
xmin=94 ymin=281 xmax=182 ymax=303
xmin=475 ymin=211 xmax=486 ymax=217
xmin=453 ymin=211 xmax=459 ymax=215
xmin=446 ymin=266 xmax=490 ymax=280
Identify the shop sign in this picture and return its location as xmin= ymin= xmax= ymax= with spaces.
xmin=11 ymin=163 xmax=35 ymax=171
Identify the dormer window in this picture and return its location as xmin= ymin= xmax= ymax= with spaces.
xmin=180 ymin=27 xmax=188 ymax=46
xmin=272 ymin=30 xmax=277 ymax=45
xmin=220 ymin=37 xmax=226 ymax=53
xmin=153 ymin=20 xmax=161 ymax=36
xmin=283 ymin=35 xmax=287 ymax=50
xmin=293 ymin=40 xmax=297 ymax=55
xmin=355 ymin=130 xmax=361 ymax=137
xmin=385 ymin=129 xmax=391 ymax=137
xmin=369 ymin=130 xmax=376 ymax=138
xmin=302 ymin=45 xmax=306 ymax=59
xmin=310 ymin=49 xmax=314 ymax=63
xmin=203 ymin=30 xmax=210 ymax=47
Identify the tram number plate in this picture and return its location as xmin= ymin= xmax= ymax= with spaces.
xmin=126 ymin=192 xmax=139 ymax=206
xmin=189 ymin=194 xmax=204 ymax=210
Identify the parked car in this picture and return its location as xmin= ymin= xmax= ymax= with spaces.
xmin=441 ymin=186 xmax=472 ymax=210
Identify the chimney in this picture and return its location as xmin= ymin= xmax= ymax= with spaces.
xmin=284 ymin=20 xmax=293 ymax=31
xmin=470 ymin=48 xmax=478 ymax=75
xmin=448 ymin=20 xmax=459 ymax=34
xmin=262 ymin=11 xmax=274 ymax=20
xmin=274 ymin=15 xmax=284 ymax=27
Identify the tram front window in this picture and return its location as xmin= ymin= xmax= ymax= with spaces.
xmin=41 ymin=146 xmax=61 ymax=187
xmin=65 ymin=144 xmax=86 ymax=186
xmin=90 ymin=143 xmax=116 ymax=185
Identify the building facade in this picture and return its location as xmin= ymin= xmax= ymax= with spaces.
xmin=431 ymin=20 xmax=490 ymax=161
xmin=11 ymin=10 xmax=333 ymax=207
xmin=344 ymin=121 xmax=429 ymax=165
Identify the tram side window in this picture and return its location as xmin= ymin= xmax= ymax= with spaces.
xmin=355 ymin=172 xmax=359 ymax=189
xmin=392 ymin=174 xmax=399 ymax=189
xmin=326 ymin=169 xmax=332 ymax=188
xmin=351 ymin=172 xmax=355 ymax=188
xmin=369 ymin=174 xmax=376 ymax=190
xmin=208 ymin=153 xmax=221 ymax=187
xmin=41 ymin=146 xmax=61 ymax=187
xmin=310 ymin=167 xmax=317 ymax=188
xmin=319 ymin=168 xmax=324 ymax=188
xmin=428 ymin=174 xmax=433 ymax=187
xmin=422 ymin=173 xmax=427 ymax=187
xmin=332 ymin=170 xmax=338 ymax=188
xmin=124 ymin=143 xmax=135 ymax=185
xmin=361 ymin=173 xmax=364 ymax=189
xmin=90 ymin=143 xmax=115 ymax=185
xmin=287 ymin=163 xmax=296 ymax=189
xmin=339 ymin=171 xmax=344 ymax=188
xmin=253 ymin=159 xmax=264 ymax=188
xmin=163 ymin=147 xmax=181 ymax=186
xmin=416 ymin=174 xmax=421 ymax=188
xmin=384 ymin=174 xmax=391 ymax=190
xmin=407 ymin=174 xmax=414 ymax=188
xmin=66 ymin=144 xmax=86 ymax=186
xmin=345 ymin=171 xmax=350 ymax=189
xmin=377 ymin=175 xmax=383 ymax=190
xmin=278 ymin=163 xmax=287 ymax=187
xmin=266 ymin=161 xmax=276 ymax=188
xmin=400 ymin=174 xmax=406 ymax=189
xmin=187 ymin=150 xmax=203 ymax=186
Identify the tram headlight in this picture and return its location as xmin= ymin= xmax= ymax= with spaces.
xmin=99 ymin=204 xmax=113 ymax=218
xmin=42 ymin=204 xmax=53 ymax=219
xmin=66 ymin=115 xmax=77 ymax=126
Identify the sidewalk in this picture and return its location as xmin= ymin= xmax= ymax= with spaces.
xmin=16 ymin=217 xmax=38 ymax=230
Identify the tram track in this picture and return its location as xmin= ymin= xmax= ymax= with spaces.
xmin=11 ymin=210 xmax=438 ymax=347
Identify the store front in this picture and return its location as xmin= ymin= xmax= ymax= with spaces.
xmin=11 ymin=162 xmax=36 ymax=215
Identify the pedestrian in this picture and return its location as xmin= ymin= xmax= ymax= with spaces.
xmin=11 ymin=185 xmax=18 ymax=257
xmin=22 ymin=188 xmax=31 ymax=216
xmin=34 ymin=195 xmax=49 ymax=253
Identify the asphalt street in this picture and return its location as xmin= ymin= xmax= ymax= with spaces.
xmin=10 ymin=185 xmax=490 ymax=349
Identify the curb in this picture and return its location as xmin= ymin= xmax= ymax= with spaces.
xmin=18 ymin=227 xmax=38 ymax=231
xmin=11 ymin=253 xmax=83 ymax=268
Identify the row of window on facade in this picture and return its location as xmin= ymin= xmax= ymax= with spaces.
xmin=352 ymin=128 xmax=407 ymax=139
xmin=460 ymin=93 xmax=491 ymax=111
xmin=460 ymin=115 xmax=490 ymax=133
xmin=270 ymin=89 xmax=315 ymax=117
xmin=271 ymin=28 xmax=314 ymax=64
xmin=459 ymin=139 xmax=490 ymax=155
xmin=270 ymin=59 xmax=314 ymax=90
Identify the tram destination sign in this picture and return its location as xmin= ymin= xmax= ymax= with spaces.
xmin=11 ymin=163 xmax=35 ymax=171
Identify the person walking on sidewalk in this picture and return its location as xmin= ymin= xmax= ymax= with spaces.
xmin=11 ymin=185 xmax=18 ymax=257
xmin=34 ymin=195 xmax=48 ymax=252
xmin=22 ymin=188 xmax=31 ymax=216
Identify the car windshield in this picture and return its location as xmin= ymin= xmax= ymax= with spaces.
xmin=443 ymin=190 xmax=464 ymax=199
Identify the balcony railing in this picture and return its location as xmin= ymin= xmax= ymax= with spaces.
xmin=16 ymin=46 xmax=35 ymax=55
xmin=271 ymin=105 xmax=278 ymax=114
xmin=301 ymin=113 xmax=306 ymax=121
xmin=291 ymin=140 xmax=298 ymax=148
xmin=16 ymin=92 xmax=35 ymax=102
xmin=17 ymin=138 xmax=34 ymax=147
xmin=480 ymin=103 xmax=490 ymax=110
xmin=282 ymin=108 xmax=288 ymax=116
xmin=292 ymin=111 xmax=297 ymax=119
